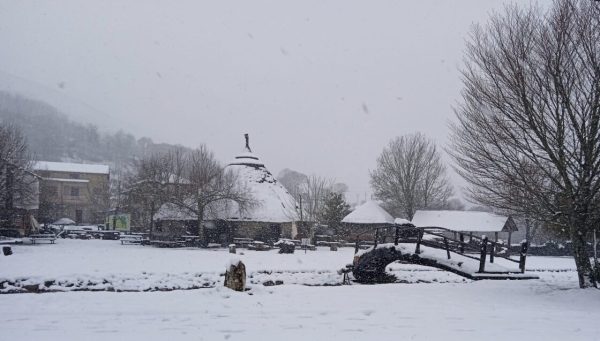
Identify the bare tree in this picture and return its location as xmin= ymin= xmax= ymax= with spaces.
xmin=370 ymin=133 xmax=453 ymax=220
xmin=278 ymin=168 xmax=308 ymax=200
xmin=0 ymin=123 xmax=36 ymax=226
xmin=450 ymin=0 xmax=600 ymax=288
xmin=168 ymin=145 xmax=255 ymax=245
xmin=445 ymin=198 xmax=466 ymax=211
xmin=125 ymin=152 xmax=174 ymax=232
xmin=300 ymin=175 xmax=334 ymax=223
xmin=279 ymin=170 xmax=335 ymax=222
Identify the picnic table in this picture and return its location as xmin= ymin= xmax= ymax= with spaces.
xmin=233 ymin=237 xmax=254 ymax=248
xmin=247 ymin=241 xmax=272 ymax=251
xmin=29 ymin=234 xmax=57 ymax=244
xmin=180 ymin=235 xmax=201 ymax=247
xmin=149 ymin=240 xmax=186 ymax=248
xmin=121 ymin=234 xmax=144 ymax=245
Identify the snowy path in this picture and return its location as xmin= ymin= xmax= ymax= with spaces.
xmin=2 ymin=282 xmax=599 ymax=341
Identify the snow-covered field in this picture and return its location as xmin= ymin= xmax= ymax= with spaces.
xmin=1 ymin=239 xmax=599 ymax=340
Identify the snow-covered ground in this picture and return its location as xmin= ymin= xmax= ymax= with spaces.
xmin=1 ymin=239 xmax=599 ymax=340
xmin=2 ymin=239 xmax=353 ymax=277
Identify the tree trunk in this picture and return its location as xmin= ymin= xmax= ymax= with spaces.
xmin=197 ymin=203 xmax=205 ymax=247
xmin=4 ymin=164 xmax=14 ymax=224
xmin=149 ymin=201 xmax=155 ymax=234
xmin=570 ymin=225 xmax=597 ymax=288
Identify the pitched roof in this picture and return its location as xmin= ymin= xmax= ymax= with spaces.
xmin=411 ymin=210 xmax=517 ymax=232
xmin=34 ymin=161 xmax=109 ymax=175
xmin=341 ymin=201 xmax=394 ymax=225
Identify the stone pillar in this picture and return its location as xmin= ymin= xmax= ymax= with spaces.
xmin=3 ymin=246 xmax=12 ymax=256
xmin=224 ymin=259 xmax=246 ymax=291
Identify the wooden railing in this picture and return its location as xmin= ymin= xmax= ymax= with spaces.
xmin=367 ymin=225 xmax=529 ymax=273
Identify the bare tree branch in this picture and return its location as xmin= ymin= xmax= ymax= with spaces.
xmin=371 ymin=133 xmax=453 ymax=220
xmin=450 ymin=0 xmax=600 ymax=288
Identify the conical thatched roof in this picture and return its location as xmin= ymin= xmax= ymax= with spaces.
xmin=219 ymin=134 xmax=297 ymax=223
xmin=341 ymin=201 xmax=394 ymax=225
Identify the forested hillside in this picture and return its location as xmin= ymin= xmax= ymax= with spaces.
xmin=0 ymin=91 xmax=190 ymax=175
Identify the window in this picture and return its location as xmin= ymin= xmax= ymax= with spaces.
xmin=70 ymin=173 xmax=80 ymax=179
xmin=71 ymin=187 xmax=79 ymax=197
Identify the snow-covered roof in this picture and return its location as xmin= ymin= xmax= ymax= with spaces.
xmin=221 ymin=163 xmax=297 ymax=223
xmin=394 ymin=218 xmax=413 ymax=226
xmin=53 ymin=218 xmax=76 ymax=225
xmin=341 ymin=201 xmax=394 ymax=225
xmin=217 ymin=136 xmax=297 ymax=223
xmin=411 ymin=210 xmax=517 ymax=232
xmin=156 ymin=136 xmax=298 ymax=224
xmin=43 ymin=177 xmax=90 ymax=183
xmin=34 ymin=161 xmax=109 ymax=175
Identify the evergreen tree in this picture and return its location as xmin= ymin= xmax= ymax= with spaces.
xmin=319 ymin=192 xmax=351 ymax=237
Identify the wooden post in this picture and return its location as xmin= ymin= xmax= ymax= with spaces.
xmin=415 ymin=228 xmax=423 ymax=255
xmin=374 ymin=228 xmax=379 ymax=248
xmin=394 ymin=225 xmax=400 ymax=246
xmin=490 ymin=242 xmax=495 ymax=263
xmin=459 ymin=233 xmax=465 ymax=254
xmin=494 ymin=232 xmax=499 ymax=243
xmin=469 ymin=232 xmax=473 ymax=242
xmin=444 ymin=237 xmax=451 ymax=259
xmin=354 ymin=238 xmax=360 ymax=254
xmin=519 ymin=240 xmax=529 ymax=273
xmin=478 ymin=236 xmax=488 ymax=273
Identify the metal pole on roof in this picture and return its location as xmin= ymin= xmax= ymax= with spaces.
xmin=244 ymin=133 xmax=252 ymax=152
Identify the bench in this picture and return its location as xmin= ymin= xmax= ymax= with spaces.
xmin=149 ymin=240 xmax=186 ymax=248
xmin=29 ymin=234 xmax=56 ymax=244
xmin=121 ymin=235 xmax=144 ymax=245
xmin=247 ymin=241 xmax=272 ymax=251
xmin=233 ymin=238 xmax=253 ymax=248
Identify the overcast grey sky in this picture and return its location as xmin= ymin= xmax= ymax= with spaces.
xmin=0 ymin=0 xmax=525 ymax=203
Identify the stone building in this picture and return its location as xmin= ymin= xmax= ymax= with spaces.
xmin=219 ymin=135 xmax=300 ymax=242
xmin=149 ymin=135 xmax=300 ymax=244
xmin=33 ymin=161 xmax=110 ymax=225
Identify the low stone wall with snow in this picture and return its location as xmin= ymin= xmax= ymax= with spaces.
xmin=0 ymin=269 xmax=345 ymax=294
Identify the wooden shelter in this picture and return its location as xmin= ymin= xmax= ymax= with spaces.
xmin=341 ymin=201 xmax=395 ymax=246
xmin=411 ymin=210 xmax=518 ymax=245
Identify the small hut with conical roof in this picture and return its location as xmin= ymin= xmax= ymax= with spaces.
xmin=218 ymin=134 xmax=299 ymax=242
xmin=341 ymin=201 xmax=396 ymax=243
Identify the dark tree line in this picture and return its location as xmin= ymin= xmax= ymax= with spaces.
xmin=0 ymin=91 xmax=194 ymax=176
